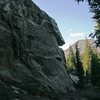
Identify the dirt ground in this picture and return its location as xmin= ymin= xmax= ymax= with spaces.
xmin=64 ymin=84 xmax=100 ymax=100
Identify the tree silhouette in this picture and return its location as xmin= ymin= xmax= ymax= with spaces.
xmin=76 ymin=0 xmax=100 ymax=46
xmin=75 ymin=42 xmax=84 ymax=84
xmin=66 ymin=46 xmax=76 ymax=72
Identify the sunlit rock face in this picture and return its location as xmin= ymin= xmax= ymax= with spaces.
xmin=0 ymin=0 xmax=74 ymax=99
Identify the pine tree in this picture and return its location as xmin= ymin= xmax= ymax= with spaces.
xmin=91 ymin=49 xmax=100 ymax=86
xmin=94 ymin=23 xmax=100 ymax=46
xmin=82 ymin=39 xmax=92 ymax=82
xmin=66 ymin=46 xmax=76 ymax=72
xmin=75 ymin=42 xmax=84 ymax=84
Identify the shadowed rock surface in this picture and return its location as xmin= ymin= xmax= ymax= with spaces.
xmin=0 ymin=0 xmax=74 ymax=99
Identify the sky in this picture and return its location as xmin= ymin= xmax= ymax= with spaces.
xmin=33 ymin=0 xmax=95 ymax=50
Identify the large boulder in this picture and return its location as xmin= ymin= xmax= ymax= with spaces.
xmin=0 ymin=0 xmax=74 ymax=99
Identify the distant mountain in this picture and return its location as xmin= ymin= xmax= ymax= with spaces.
xmin=64 ymin=39 xmax=100 ymax=59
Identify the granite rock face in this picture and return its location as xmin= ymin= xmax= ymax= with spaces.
xmin=0 ymin=0 xmax=74 ymax=99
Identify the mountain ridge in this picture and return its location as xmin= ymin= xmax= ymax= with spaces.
xmin=64 ymin=39 xmax=100 ymax=58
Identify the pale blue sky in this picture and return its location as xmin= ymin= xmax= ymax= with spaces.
xmin=33 ymin=0 xmax=95 ymax=50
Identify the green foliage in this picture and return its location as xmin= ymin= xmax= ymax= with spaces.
xmin=66 ymin=39 xmax=100 ymax=86
xmin=75 ymin=42 xmax=84 ymax=83
xmin=66 ymin=42 xmax=84 ymax=84
xmin=76 ymin=0 xmax=100 ymax=85
xmin=82 ymin=39 xmax=92 ymax=80
xmin=76 ymin=0 xmax=100 ymax=46
xmin=82 ymin=39 xmax=100 ymax=85
xmin=66 ymin=47 xmax=76 ymax=72
xmin=91 ymin=50 xmax=100 ymax=86
xmin=94 ymin=23 xmax=100 ymax=46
